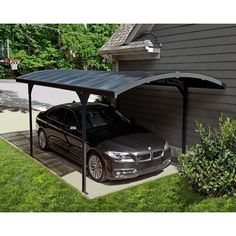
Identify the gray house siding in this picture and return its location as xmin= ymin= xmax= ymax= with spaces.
xmin=117 ymin=24 xmax=236 ymax=148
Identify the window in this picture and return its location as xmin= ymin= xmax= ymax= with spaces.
xmin=65 ymin=110 xmax=77 ymax=127
xmin=48 ymin=108 xmax=66 ymax=124
xmin=77 ymin=107 xmax=131 ymax=129
xmin=87 ymin=110 xmax=107 ymax=128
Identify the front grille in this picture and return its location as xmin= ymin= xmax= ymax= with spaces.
xmin=137 ymin=153 xmax=151 ymax=162
xmin=153 ymin=150 xmax=163 ymax=158
xmin=136 ymin=150 xmax=164 ymax=162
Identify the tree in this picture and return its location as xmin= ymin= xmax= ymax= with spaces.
xmin=0 ymin=24 xmax=118 ymax=79
xmin=58 ymin=24 xmax=117 ymax=70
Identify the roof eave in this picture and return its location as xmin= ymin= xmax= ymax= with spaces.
xmin=99 ymin=45 xmax=160 ymax=56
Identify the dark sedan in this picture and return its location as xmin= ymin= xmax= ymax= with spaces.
xmin=36 ymin=102 xmax=171 ymax=182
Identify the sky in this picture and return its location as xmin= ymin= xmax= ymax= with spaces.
xmin=1 ymin=0 xmax=236 ymax=23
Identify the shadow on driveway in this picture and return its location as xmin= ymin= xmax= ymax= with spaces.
xmin=0 ymin=90 xmax=52 ymax=112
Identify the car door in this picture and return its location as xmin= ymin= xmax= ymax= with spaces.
xmin=47 ymin=107 xmax=68 ymax=151
xmin=64 ymin=109 xmax=83 ymax=161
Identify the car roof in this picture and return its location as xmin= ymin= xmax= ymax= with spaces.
xmin=54 ymin=102 xmax=110 ymax=112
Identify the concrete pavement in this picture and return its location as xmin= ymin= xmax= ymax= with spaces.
xmin=0 ymin=110 xmax=39 ymax=134
xmin=62 ymin=165 xmax=177 ymax=199
xmin=0 ymin=79 xmax=98 ymax=111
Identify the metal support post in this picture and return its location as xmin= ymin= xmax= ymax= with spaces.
xmin=177 ymin=84 xmax=188 ymax=154
xmin=28 ymin=84 xmax=34 ymax=156
xmin=182 ymin=85 xmax=188 ymax=154
xmin=77 ymin=92 xmax=90 ymax=194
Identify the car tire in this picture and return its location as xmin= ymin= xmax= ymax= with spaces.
xmin=38 ymin=129 xmax=49 ymax=151
xmin=88 ymin=152 xmax=107 ymax=182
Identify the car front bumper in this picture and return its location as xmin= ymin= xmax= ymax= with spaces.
xmin=104 ymin=148 xmax=172 ymax=180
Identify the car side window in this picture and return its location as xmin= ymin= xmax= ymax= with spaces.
xmin=65 ymin=109 xmax=77 ymax=127
xmin=87 ymin=110 xmax=107 ymax=128
xmin=77 ymin=111 xmax=93 ymax=129
xmin=48 ymin=108 xmax=66 ymax=124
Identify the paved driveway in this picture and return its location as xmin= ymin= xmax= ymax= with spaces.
xmin=1 ymin=130 xmax=178 ymax=199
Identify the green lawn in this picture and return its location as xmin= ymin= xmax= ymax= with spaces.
xmin=0 ymin=138 xmax=235 ymax=212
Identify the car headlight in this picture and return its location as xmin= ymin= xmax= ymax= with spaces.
xmin=105 ymin=151 xmax=131 ymax=160
xmin=164 ymin=142 xmax=170 ymax=151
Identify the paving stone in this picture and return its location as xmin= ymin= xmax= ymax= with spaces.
xmin=11 ymin=139 xmax=30 ymax=146
xmin=48 ymin=163 xmax=75 ymax=176
xmin=20 ymin=144 xmax=44 ymax=155
xmin=41 ymin=159 xmax=60 ymax=167
xmin=1 ymin=132 xmax=22 ymax=138
xmin=22 ymin=132 xmax=37 ymax=138
xmin=34 ymin=153 xmax=58 ymax=163
xmin=19 ymin=131 xmax=29 ymax=135
xmin=6 ymin=135 xmax=25 ymax=142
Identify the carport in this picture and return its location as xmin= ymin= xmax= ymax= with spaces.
xmin=16 ymin=69 xmax=225 ymax=194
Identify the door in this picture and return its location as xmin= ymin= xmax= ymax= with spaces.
xmin=47 ymin=107 xmax=68 ymax=151
xmin=64 ymin=109 xmax=83 ymax=161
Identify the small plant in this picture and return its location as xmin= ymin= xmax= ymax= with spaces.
xmin=178 ymin=115 xmax=236 ymax=197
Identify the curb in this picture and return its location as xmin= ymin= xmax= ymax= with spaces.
xmin=0 ymin=79 xmax=16 ymax=83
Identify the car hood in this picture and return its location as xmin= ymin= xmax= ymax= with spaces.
xmin=96 ymin=132 xmax=166 ymax=153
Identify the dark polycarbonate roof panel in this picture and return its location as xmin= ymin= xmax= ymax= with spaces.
xmin=17 ymin=69 xmax=148 ymax=98
xmin=16 ymin=69 xmax=225 ymax=98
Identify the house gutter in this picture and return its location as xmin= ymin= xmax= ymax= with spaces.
xmin=99 ymin=44 xmax=160 ymax=56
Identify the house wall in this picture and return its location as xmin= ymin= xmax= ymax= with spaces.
xmin=117 ymin=24 xmax=236 ymax=148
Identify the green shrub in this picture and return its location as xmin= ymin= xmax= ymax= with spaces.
xmin=0 ymin=64 xmax=11 ymax=79
xmin=178 ymin=116 xmax=236 ymax=197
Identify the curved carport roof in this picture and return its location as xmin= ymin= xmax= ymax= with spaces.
xmin=16 ymin=69 xmax=225 ymax=194
xmin=16 ymin=69 xmax=225 ymax=98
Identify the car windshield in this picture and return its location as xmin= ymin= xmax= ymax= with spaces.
xmin=77 ymin=107 xmax=131 ymax=129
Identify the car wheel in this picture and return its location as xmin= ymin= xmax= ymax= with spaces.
xmin=88 ymin=152 xmax=107 ymax=182
xmin=38 ymin=129 xmax=49 ymax=151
